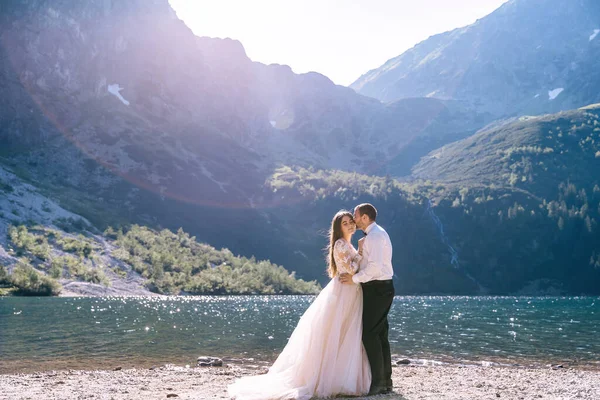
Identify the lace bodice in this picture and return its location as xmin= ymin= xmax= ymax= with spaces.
xmin=333 ymin=239 xmax=362 ymax=275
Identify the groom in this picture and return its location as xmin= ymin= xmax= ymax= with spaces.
xmin=339 ymin=203 xmax=395 ymax=396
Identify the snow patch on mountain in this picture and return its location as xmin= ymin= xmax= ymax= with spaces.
xmin=548 ymin=88 xmax=564 ymax=101
xmin=107 ymin=84 xmax=130 ymax=106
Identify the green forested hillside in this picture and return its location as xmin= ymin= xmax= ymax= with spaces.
xmin=265 ymin=142 xmax=600 ymax=295
xmin=413 ymin=106 xmax=600 ymax=196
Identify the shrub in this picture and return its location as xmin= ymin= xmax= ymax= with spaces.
xmin=56 ymin=235 xmax=95 ymax=258
xmin=0 ymin=265 xmax=9 ymax=285
xmin=111 ymin=225 xmax=321 ymax=295
xmin=54 ymin=217 xmax=89 ymax=233
xmin=8 ymin=225 xmax=51 ymax=260
xmin=49 ymin=260 xmax=63 ymax=279
xmin=9 ymin=261 xmax=62 ymax=296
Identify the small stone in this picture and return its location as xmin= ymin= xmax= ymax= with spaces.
xmin=496 ymin=394 xmax=501 ymax=398
xmin=113 ymin=366 xmax=122 ymax=371
xmin=395 ymin=359 xmax=410 ymax=365
xmin=166 ymin=394 xmax=179 ymax=398
xmin=197 ymin=356 xmax=223 ymax=367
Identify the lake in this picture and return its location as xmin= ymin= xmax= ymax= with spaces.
xmin=1 ymin=296 xmax=598 ymax=373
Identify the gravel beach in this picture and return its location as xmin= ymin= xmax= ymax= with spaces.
xmin=1 ymin=363 xmax=599 ymax=400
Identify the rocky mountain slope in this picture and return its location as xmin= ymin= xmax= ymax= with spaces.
xmin=0 ymin=164 xmax=319 ymax=296
xmin=0 ymin=0 xmax=484 ymax=193
xmin=351 ymin=0 xmax=600 ymax=119
xmin=0 ymin=163 xmax=151 ymax=296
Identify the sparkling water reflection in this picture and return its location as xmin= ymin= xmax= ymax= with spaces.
xmin=0 ymin=296 xmax=599 ymax=373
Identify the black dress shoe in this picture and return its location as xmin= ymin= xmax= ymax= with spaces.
xmin=368 ymin=386 xmax=391 ymax=396
xmin=386 ymin=379 xmax=393 ymax=392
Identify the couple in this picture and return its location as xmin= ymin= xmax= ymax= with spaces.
xmin=229 ymin=203 xmax=395 ymax=399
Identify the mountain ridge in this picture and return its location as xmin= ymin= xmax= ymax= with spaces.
xmin=351 ymin=0 xmax=600 ymax=119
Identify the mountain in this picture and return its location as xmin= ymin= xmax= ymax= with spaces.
xmin=351 ymin=0 xmax=600 ymax=119
xmin=1 ymin=0 xmax=600 ymax=295
xmin=0 ymin=0 xmax=487 ymax=280
xmin=0 ymin=0 xmax=484 ymax=188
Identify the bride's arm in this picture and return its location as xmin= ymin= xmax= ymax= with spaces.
xmin=334 ymin=240 xmax=361 ymax=275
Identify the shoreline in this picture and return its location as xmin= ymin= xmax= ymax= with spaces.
xmin=2 ymin=353 xmax=600 ymax=375
xmin=1 ymin=363 xmax=599 ymax=400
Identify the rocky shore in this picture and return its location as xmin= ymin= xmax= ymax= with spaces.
xmin=1 ymin=362 xmax=599 ymax=400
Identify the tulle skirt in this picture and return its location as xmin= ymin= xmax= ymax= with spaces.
xmin=228 ymin=278 xmax=371 ymax=399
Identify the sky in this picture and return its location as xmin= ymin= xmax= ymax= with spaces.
xmin=169 ymin=0 xmax=509 ymax=86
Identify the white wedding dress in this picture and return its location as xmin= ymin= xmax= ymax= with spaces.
xmin=228 ymin=239 xmax=371 ymax=399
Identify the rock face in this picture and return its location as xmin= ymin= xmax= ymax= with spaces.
xmin=0 ymin=0 xmax=485 ymax=196
xmin=351 ymin=0 xmax=600 ymax=119
xmin=0 ymin=0 xmax=266 ymax=208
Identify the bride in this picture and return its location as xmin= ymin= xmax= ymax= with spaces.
xmin=228 ymin=210 xmax=371 ymax=399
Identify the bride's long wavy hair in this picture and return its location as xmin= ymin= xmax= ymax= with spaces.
xmin=326 ymin=210 xmax=354 ymax=278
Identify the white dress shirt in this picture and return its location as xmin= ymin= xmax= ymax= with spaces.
xmin=352 ymin=222 xmax=394 ymax=284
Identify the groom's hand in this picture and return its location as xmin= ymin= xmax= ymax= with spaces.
xmin=339 ymin=273 xmax=353 ymax=285
xmin=358 ymin=237 xmax=365 ymax=255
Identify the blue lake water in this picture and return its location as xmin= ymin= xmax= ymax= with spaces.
xmin=0 ymin=296 xmax=598 ymax=373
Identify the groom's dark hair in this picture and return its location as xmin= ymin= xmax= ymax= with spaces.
xmin=356 ymin=203 xmax=377 ymax=221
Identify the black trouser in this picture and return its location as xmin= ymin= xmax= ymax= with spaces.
xmin=361 ymin=279 xmax=395 ymax=390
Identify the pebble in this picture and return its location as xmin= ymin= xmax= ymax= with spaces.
xmin=197 ymin=356 xmax=223 ymax=367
